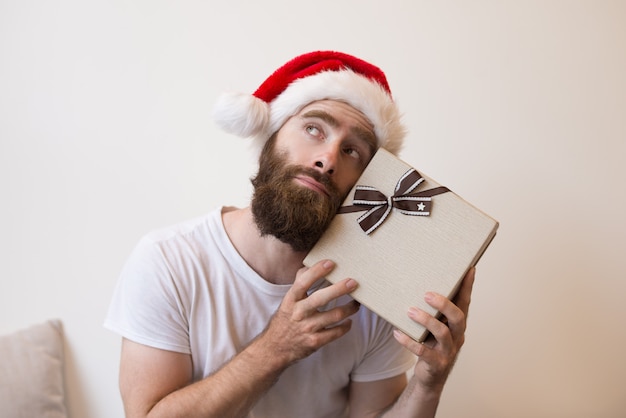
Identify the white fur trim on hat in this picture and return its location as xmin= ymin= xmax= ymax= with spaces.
xmin=213 ymin=69 xmax=406 ymax=156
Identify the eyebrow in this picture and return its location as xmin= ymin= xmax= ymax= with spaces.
xmin=301 ymin=109 xmax=339 ymax=127
xmin=300 ymin=109 xmax=378 ymax=153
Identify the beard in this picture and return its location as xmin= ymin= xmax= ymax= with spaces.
xmin=250 ymin=139 xmax=344 ymax=252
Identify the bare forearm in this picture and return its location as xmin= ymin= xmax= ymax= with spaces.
xmin=145 ymin=339 xmax=289 ymax=418
xmin=379 ymin=376 xmax=443 ymax=418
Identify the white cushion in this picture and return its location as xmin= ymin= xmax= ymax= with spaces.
xmin=0 ymin=320 xmax=68 ymax=418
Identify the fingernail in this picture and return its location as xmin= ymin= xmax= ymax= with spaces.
xmin=408 ymin=307 xmax=420 ymax=318
xmin=424 ymin=292 xmax=434 ymax=303
xmin=346 ymin=278 xmax=358 ymax=290
xmin=323 ymin=260 xmax=335 ymax=269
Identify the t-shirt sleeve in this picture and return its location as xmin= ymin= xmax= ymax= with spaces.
xmin=103 ymin=235 xmax=191 ymax=354
xmin=350 ymin=314 xmax=416 ymax=382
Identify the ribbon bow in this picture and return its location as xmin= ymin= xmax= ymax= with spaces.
xmin=338 ymin=169 xmax=449 ymax=235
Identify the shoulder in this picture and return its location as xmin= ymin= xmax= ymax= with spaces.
xmin=142 ymin=209 xmax=219 ymax=245
xmin=134 ymin=208 xmax=225 ymax=257
xmin=117 ymin=209 xmax=224 ymax=286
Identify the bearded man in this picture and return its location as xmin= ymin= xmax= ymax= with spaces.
xmin=105 ymin=51 xmax=475 ymax=418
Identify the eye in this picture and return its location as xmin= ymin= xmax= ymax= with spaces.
xmin=305 ymin=124 xmax=321 ymax=137
xmin=343 ymin=140 xmax=374 ymax=166
xmin=343 ymin=146 xmax=362 ymax=161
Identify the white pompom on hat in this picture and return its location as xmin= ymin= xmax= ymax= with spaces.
xmin=213 ymin=51 xmax=406 ymax=155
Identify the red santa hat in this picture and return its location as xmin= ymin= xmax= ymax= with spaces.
xmin=213 ymin=51 xmax=406 ymax=155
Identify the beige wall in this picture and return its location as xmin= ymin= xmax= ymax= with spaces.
xmin=1 ymin=1 xmax=624 ymax=417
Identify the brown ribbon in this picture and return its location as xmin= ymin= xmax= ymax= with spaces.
xmin=338 ymin=168 xmax=449 ymax=235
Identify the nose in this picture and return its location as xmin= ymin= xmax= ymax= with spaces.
xmin=314 ymin=160 xmax=333 ymax=175
xmin=312 ymin=143 xmax=341 ymax=176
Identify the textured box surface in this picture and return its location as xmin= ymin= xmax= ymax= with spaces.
xmin=303 ymin=148 xmax=499 ymax=342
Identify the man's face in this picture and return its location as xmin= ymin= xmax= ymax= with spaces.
xmin=250 ymin=100 xmax=377 ymax=252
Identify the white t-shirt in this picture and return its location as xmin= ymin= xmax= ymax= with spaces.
xmin=104 ymin=207 xmax=415 ymax=418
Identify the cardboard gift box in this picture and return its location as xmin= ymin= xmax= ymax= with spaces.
xmin=303 ymin=148 xmax=499 ymax=342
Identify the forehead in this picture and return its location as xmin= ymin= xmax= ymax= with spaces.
xmin=296 ymin=100 xmax=373 ymax=127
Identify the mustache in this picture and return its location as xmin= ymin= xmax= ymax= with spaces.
xmin=286 ymin=166 xmax=337 ymax=191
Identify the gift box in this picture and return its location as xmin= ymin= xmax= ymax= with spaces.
xmin=303 ymin=148 xmax=499 ymax=342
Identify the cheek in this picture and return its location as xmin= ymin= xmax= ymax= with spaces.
xmin=338 ymin=170 xmax=363 ymax=197
xmin=274 ymin=135 xmax=312 ymax=165
xmin=289 ymin=145 xmax=327 ymax=170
